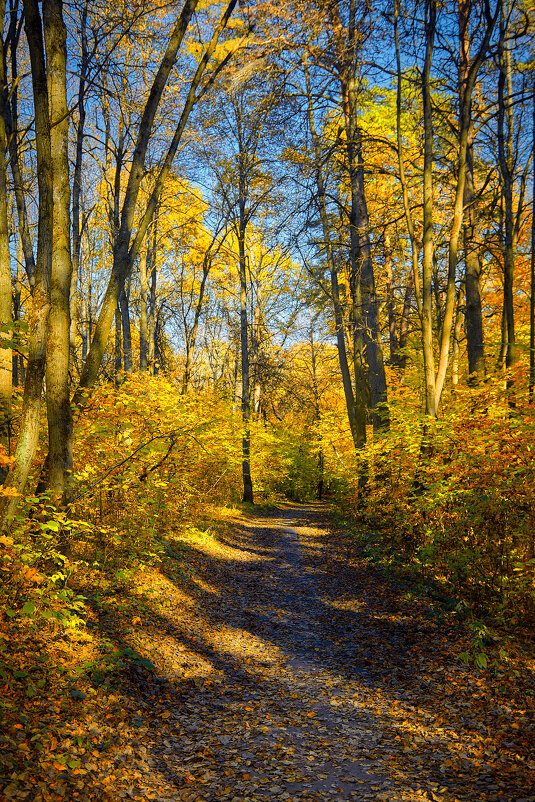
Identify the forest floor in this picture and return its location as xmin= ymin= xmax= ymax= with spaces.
xmin=1 ymin=502 xmax=534 ymax=802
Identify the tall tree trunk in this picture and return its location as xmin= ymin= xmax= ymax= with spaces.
xmin=139 ymin=245 xmax=149 ymax=372
xmin=0 ymin=0 xmax=52 ymax=526
xmin=394 ymin=0 xmax=422 ymax=321
xmin=12 ymin=239 xmax=23 ymax=388
xmin=304 ymin=57 xmax=366 ymax=451
xmin=340 ymin=0 xmax=388 ymax=432
xmin=251 ymin=283 xmax=262 ymax=418
xmin=4 ymin=0 xmax=35 ymax=286
xmin=452 ymin=283 xmax=464 ymax=388
xmin=308 ymin=314 xmax=324 ymax=499
xmin=238 ymin=152 xmax=253 ymax=503
xmin=0 ymin=6 xmax=12 ymax=457
xmin=497 ymin=1 xmax=517 ymax=381
xmin=385 ymin=233 xmax=399 ymax=366
xmin=421 ymin=0 xmax=437 ymax=419
xmin=530 ymin=83 xmax=535 ymax=401
xmin=460 ymin=0 xmax=485 ymax=383
xmin=114 ymin=304 xmax=122 ymax=382
xmin=70 ymin=0 xmax=88 ymax=364
xmin=44 ymin=0 xmax=73 ymax=501
xmin=147 ymin=220 xmax=158 ymax=373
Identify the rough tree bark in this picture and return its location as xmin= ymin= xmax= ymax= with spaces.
xmin=44 ymin=0 xmax=74 ymax=501
xmin=0 ymin=0 xmax=52 ymax=526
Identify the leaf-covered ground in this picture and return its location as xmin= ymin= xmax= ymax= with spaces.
xmin=1 ymin=503 xmax=534 ymax=801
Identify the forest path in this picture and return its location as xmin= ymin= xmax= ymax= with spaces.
xmin=111 ymin=502 xmax=532 ymax=802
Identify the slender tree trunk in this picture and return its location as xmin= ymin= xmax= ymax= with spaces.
xmin=4 ymin=0 xmax=35 ymax=286
xmin=44 ymin=0 xmax=73 ymax=501
xmin=0 ymin=7 xmax=12 ymax=456
xmin=182 ymin=248 xmax=212 ymax=393
xmin=308 ymin=315 xmax=324 ymax=499
xmin=13 ymin=240 xmax=23 ymax=388
xmin=251 ymin=283 xmax=262 ymax=418
xmin=398 ymin=270 xmax=413 ymax=372
xmin=385 ymin=233 xmax=399 ymax=366
xmin=139 ymin=246 xmax=148 ymax=371
xmin=339 ymin=0 xmax=388 ymax=432
xmin=460 ymin=0 xmax=485 ymax=383
xmin=304 ymin=57 xmax=366 ymax=451
xmin=238 ymin=153 xmax=253 ymax=503
xmin=119 ymin=283 xmax=132 ymax=373
xmin=497 ymin=2 xmax=517 ymax=381
xmin=70 ymin=0 xmax=88 ymax=363
xmin=452 ymin=283 xmax=464 ymax=388
xmin=114 ymin=305 xmax=122 ymax=382
xmin=81 ymin=239 xmax=90 ymax=362
xmin=394 ymin=0 xmax=422 ymax=320
xmin=530 ymin=84 xmax=535 ymax=401
xmin=421 ymin=0 xmax=437 ymax=419
xmin=154 ymin=313 xmax=162 ymax=376
xmin=0 ymin=0 xmax=52 ymax=526
xmin=147 ymin=220 xmax=157 ymax=373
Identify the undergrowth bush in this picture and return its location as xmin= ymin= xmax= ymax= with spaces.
xmin=339 ymin=380 xmax=535 ymax=629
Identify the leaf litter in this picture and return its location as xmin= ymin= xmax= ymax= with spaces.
xmin=1 ymin=502 xmax=534 ymax=801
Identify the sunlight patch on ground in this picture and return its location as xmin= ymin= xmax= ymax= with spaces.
xmin=208 ymin=624 xmax=284 ymax=665
xmin=319 ymin=596 xmax=366 ymax=611
xmin=135 ymin=570 xmax=196 ymax=608
xmin=180 ymin=529 xmax=260 ymax=563
xmin=128 ymin=627 xmax=216 ymax=680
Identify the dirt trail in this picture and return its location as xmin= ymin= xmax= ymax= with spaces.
xmin=103 ymin=502 xmax=530 ymax=802
xmin=42 ymin=503 xmax=533 ymax=802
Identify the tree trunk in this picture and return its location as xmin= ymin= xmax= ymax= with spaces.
xmin=394 ymin=0 xmax=422 ymax=321
xmin=44 ymin=0 xmax=73 ymax=502
xmin=70 ymin=0 xmax=88 ymax=365
xmin=114 ymin=304 xmax=122 ymax=382
xmin=452 ymin=283 xmax=464 ymax=388
xmin=251 ymin=283 xmax=262 ymax=418
xmin=119 ymin=283 xmax=132 ymax=373
xmin=398 ymin=270 xmax=413 ymax=373
xmin=304 ymin=57 xmax=366 ymax=451
xmin=385 ymin=233 xmax=399 ymax=367
xmin=0 ymin=6 xmax=12 ymax=456
xmin=13 ymin=239 xmax=23 ymax=388
xmin=4 ymin=0 xmax=35 ymax=286
xmin=341 ymin=0 xmax=388 ymax=432
xmin=530 ymin=83 xmax=535 ymax=401
xmin=139 ymin=246 xmax=149 ymax=372
xmin=238 ymin=154 xmax=253 ymax=503
xmin=154 ymin=312 xmax=162 ymax=376
xmin=497 ymin=2 xmax=517 ymax=381
xmin=421 ymin=0 xmax=437 ymax=419
xmin=460 ymin=0 xmax=485 ymax=383
xmin=182 ymin=248 xmax=212 ymax=393
xmin=0 ymin=0 xmax=52 ymax=527
xmin=148 ymin=221 xmax=158 ymax=373
xmin=308 ymin=314 xmax=324 ymax=499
